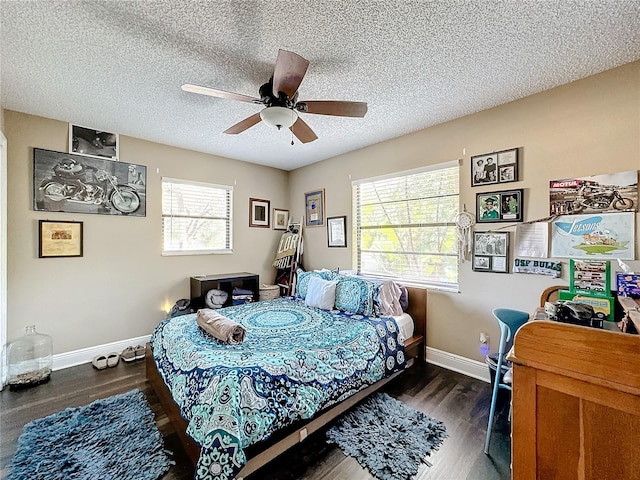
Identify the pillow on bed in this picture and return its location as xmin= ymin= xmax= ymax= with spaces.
xmin=305 ymin=276 xmax=338 ymax=310
xmin=398 ymin=285 xmax=409 ymax=312
xmin=375 ymin=280 xmax=403 ymax=316
xmin=296 ymin=268 xmax=335 ymax=299
xmin=333 ymin=275 xmax=377 ymax=316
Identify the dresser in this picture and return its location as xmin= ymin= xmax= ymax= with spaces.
xmin=509 ymin=320 xmax=640 ymax=479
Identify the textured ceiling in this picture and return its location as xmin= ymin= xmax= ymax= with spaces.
xmin=1 ymin=1 xmax=640 ymax=171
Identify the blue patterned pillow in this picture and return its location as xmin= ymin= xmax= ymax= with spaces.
xmin=334 ymin=275 xmax=377 ymax=316
xmin=296 ymin=269 xmax=335 ymax=299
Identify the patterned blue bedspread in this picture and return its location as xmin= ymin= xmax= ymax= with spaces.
xmin=151 ymin=297 xmax=406 ymax=480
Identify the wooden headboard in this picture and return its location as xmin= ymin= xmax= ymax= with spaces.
xmin=404 ymin=285 xmax=427 ymax=360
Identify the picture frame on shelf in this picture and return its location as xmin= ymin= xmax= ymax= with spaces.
xmin=273 ymin=208 xmax=289 ymax=230
xmin=472 ymin=231 xmax=509 ymax=273
xmin=476 ymin=188 xmax=524 ymax=223
xmin=249 ymin=198 xmax=270 ymax=228
xmin=304 ymin=189 xmax=325 ymax=227
xmin=69 ymin=124 xmax=118 ymax=160
xmin=39 ymin=220 xmax=83 ymax=258
xmin=327 ymin=215 xmax=347 ymax=247
xmin=471 ymin=147 xmax=519 ymax=186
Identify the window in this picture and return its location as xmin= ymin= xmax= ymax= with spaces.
xmin=162 ymin=177 xmax=233 ymax=255
xmin=352 ymin=161 xmax=460 ymax=290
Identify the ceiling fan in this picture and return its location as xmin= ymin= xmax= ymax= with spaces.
xmin=181 ymin=49 xmax=368 ymax=144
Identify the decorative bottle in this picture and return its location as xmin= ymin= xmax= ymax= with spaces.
xmin=7 ymin=325 xmax=53 ymax=390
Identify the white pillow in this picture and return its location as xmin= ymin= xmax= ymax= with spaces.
xmin=305 ymin=276 xmax=338 ymax=310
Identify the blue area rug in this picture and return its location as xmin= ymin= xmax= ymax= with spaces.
xmin=8 ymin=389 xmax=172 ymax=480
xmin=327 ymin=392 xmax=447 ymax=480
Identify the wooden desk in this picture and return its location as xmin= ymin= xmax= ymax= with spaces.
xmin=509 ymin=321 xmax=640 ymax=479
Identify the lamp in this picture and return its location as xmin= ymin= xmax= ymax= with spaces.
xmin=260 ymin=106 xmax=298 ymax=130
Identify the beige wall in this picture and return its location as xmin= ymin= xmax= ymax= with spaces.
xmin=5 ymin=111 xmax=288 ymax=354
xmin=4 ymin=61 xmax=639 ymax=362
xmin=289 ymin=61 xmax=640 ymax=362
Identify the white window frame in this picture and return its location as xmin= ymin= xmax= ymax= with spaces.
xmin=352 ymin=160 xmax=460 ymax=291
xmin=162 ymin=177 xmax=233 ymax=255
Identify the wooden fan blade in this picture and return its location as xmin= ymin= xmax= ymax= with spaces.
xmin=289 ymin=117 xmax=318 ymax=144
xmin=272 ymin=50 xmax=309 ymax=99
xmin=182 ymin=84 xmax=260 ymax=104
xmin=300 ymin=100 xmax=368 ymax=117
xmin=223 ymin=113 xmax=262 ymax=134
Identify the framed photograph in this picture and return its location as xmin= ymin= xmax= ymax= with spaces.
xmin=39 ymin=220 xmax=83 ymax=258
xmin=327 ymin=215 xmax=347 ymax=247
xmin=471 ymin=147 xmax=519 ymax=186
xmin=69 ymin=124 xmax=118 ymax=160
xmin=273 ymin=208 xmax=289 ymax=230
xmin=476 ymin=189 xmax=524 ymax=223
xmin=33 ymin=148 xmax=146 ymax=216
xmin=304 ymin=189 xmax=325 ymax=227
xmin=249 ymin=198 xmax=270 ymax=227
xmin=472 ymin=231 xmax=509 ymax=273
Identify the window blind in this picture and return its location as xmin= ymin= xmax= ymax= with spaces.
xmin=352 ymin=162 xmax=460 ymax=289
xmin=162 ymin=177 xmax=233 ymax=255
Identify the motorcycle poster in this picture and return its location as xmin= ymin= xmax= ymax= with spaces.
xmin=33 ymin=148 xmax=146 ymax=216
xmin=549 ymin=170 xmax=637 ymax=215
xmin=550 ymin=212 xmax=635 ymax=260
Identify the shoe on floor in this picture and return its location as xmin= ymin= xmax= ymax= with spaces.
xmin=134 ymin=344 xmax=146 ymax=360
xmin=92 ymin=355 xmax=108 ymax=370
xmin=106 ymin=352 xmax=120 ymax=367
xmin=121 ymin=346 xmax=136 ymax=363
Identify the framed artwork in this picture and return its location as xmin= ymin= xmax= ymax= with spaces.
xmin=39 ymin=220 xmax=83 ymax=258
xmin=327 ymin=215 xmax=347 ymax=247
xmin=471 ymin=147 xmax=519 ymax=186
xmin=473 ymin=231 xmax=509 ymax=273
xmin=549 ymin=170 xmax=637 ymax=216
xmin=273 ymin=208 xmax=289 ymax=230
xmin=69 ymin=124 xmax=118 ymax=160
xmin=304 ymin=189 xmax=325 ymax=227
xmin=477 ymin=189 xmax=523 ymax=223
xmin=33 ymin=148 xmax=146 ymax=216
xmin=249 ymin=198 xmax=270 ymax=227
xmin=550 ymin=212 xmax=635 ymax=260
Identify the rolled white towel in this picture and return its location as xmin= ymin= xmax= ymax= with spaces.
xmin=196 ymin=309 xmax=247 ymax=344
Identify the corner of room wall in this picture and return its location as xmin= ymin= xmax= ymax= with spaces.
xmin=289 ymin=61 xmax=640 ymax=368
xmin=4 ymin=110 xmax=290 ymax=356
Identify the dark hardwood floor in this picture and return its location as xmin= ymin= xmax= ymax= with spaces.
xmin=0 ymin=360 xmax=511 ymax=480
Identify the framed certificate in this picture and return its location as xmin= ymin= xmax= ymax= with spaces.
xmin=39 ymin=220 xmax=83 ymax=258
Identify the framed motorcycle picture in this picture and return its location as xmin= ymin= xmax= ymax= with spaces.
xmin=549 ymin=170 xmax=638 ymax=216
xmin=33 ymin=148 xmax=146 ymax=217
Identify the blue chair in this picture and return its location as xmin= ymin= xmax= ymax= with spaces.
xmin=483 ymin=308 xmax=529 ymax=455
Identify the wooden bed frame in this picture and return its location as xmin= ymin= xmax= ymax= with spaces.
xmin=146 ymin=286 xmax=427 ymax=479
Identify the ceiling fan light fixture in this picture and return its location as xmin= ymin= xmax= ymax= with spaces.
xmin=260 ymin=106 xmax=298 ymax=130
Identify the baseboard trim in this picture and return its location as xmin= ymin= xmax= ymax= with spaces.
xmin=53 ymin=335 xmax=151 ymax=371
xmin=426 ymin=346 xmax=490 ymax=383
xmin=53 ymin=338 xmax=490 ymax=382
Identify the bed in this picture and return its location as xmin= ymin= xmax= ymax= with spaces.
xmin=147 ymin=274 xmax=426 ymax=480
